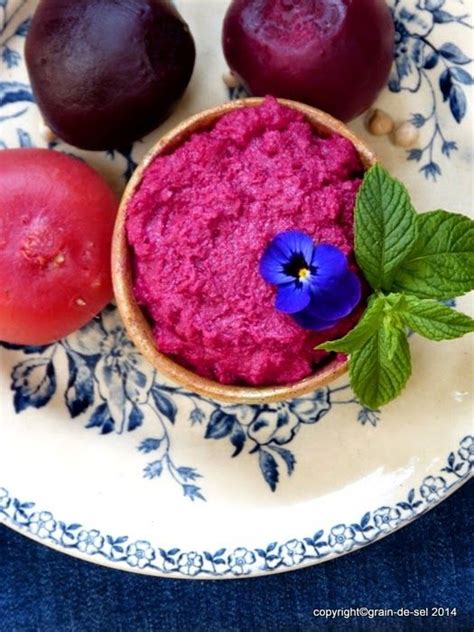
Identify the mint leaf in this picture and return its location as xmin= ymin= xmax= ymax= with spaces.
xmin=383 ymin=317 xmax=403 ymax=361
xmin=349 ymin=325 xmax=412 ymax=410
xmin=395 ymin=294 xmax=474 ymax=340
xmin=355 ymin=164 xmax=418 ymax=291
xmin=392 ymin=210 xmax=474 ymax=299
xmin=316 ymin=295 xmax=385 ymax=353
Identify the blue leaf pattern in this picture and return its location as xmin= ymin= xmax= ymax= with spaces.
xmin=0 ymin=81 xmax=34 ymax=107
xmin=439 ymin=68 xmax=453 ymax=100
xmin=389 ymin=0 xmax=472 ymax=179
xmin=177 ymin=467 xmax=201 ymax=482
xmin=205 ymin=410 xmax=236 ymax=440
xmin=65 ymin=350 xmax=95 ymax=418
xmin=128 ymin=403 xmax=144 ymax=431
xmin=144 ymin=461 xmax=163 ymax=479
xmin=16 ymin=127 xmax=31 ymax=146
xmin=12 ymin=358 xmax=56 ymax=412
xmin=86 ymin=403 xmax=115 ymax=435
xmin=438 ymin=42 xmax=471 ymax=64
xmin=183 ymin=485 xmax=205 ymax=502
xmin=408 ymin=148 xmax=423 ymax=161
xmin=450 ymin=66 xmax=474 ymax=84
xmin=150 ymin=386 xmax=177 ymax=424
xmin=423 ymin=50 xmax=439 ymax=69
xmin=449 ymin=83 xmax=467 ymax=122
xmin=230 ymin=424 xmax=246 ymax=457
xmin=441 ymin=140 xmax=457 ymax=156
xmin=138 ymin=438 xmax=161 ymax=453
xmin=259 ymin=450 xmax=279 ymax=492
xmin=268 ymin=445 xmax=296 ymax=475
xmin=2 ymin=45 xmax=19 ymax=67
xmin=420 ymin=161 xmax=442 ymax=180
xmin=0 ymin=342 xmax=51 ymax=354
xmin=15 ymin=17 xmax=30 ymax=36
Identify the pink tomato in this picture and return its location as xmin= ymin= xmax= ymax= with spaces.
xmin=0 ymin=149 xmax=118 ymax=344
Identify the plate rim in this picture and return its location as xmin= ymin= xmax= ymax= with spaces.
xmin=1 ymin=439 xmax=472 ymax=579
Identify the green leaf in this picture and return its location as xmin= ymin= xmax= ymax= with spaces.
xmin=383 ymin=318 xmax=403 ymax=361
xmin=349 ymin=325 xmax=412 ymax=410
xmin=392 ymin=210 xmax=474 ymax=299
xmin=355 ymin=164 xmax=418 ymax=291
xmin=396 ymin=295 xmax=474 ymax=341
xmin=316 ymin=295 xmax=385 ymax=353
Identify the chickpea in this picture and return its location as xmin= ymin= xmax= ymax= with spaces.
xmin=367 ymin=109 xmax=394 ymax=136
xmin=222 ymin=70 xmax=240 ymax=89
xmin=393 ymin=121 xmax=419 ymax=148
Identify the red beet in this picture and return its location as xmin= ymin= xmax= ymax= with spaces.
xmin=25 ymin=0 xmax=195 ymax=150
xmin=0 ymin=149 xmax=118 ymax=344
xmin=222 ymin=0 xmax=395 ymax=122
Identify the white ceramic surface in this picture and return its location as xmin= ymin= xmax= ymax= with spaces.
xmin=0 ymin=0 xmax=472 ymax=578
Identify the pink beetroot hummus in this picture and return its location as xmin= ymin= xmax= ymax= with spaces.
xmin=126 ymin=97 xmax=363 ymax=386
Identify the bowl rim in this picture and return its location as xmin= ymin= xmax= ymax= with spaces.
xmin=112 ymin=97 xmax=377 ymax=404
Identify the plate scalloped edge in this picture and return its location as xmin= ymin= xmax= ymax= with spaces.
xmin=1 ymin=436 xmax=472 ymax=579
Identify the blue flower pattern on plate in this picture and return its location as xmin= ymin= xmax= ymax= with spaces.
xmin=77 ymin=529 xmax=104 ymax=556
xmin=1 ymin=306 xmax=376 ymax=496
xmin=1 ymin=307 xmax=207 ymax=501
xmin=389 ymin=0 xmax=473 ymax=179
xmin=126 ymin=541 xmax=156 ymax=569
xmin=228 ymin=548 xmax=256 ymax=575
xmin=457 ymin=436 xmax=474 ymax=465
xmin=1 ymin=1 xmax=33 ymax=131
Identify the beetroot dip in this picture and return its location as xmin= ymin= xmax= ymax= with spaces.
xmin=126 ymin=97 xmax=364 ymax=386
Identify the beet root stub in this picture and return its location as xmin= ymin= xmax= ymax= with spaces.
xmin=222 ymin=0 xmax=395 ymax=122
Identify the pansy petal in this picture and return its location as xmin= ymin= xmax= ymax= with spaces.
xmin=310 ymin=270 xmax=362 ymax=321
xmin=275 ymin=282 xmax=311 ymax=314
xmin=311 ymin=244 xmax=348 ymax=282
xmin=259 ymin=246 xmax=294 ymax=285
xmin=272 ymin=230 xmax=314 ymax=265
xmin=292 ymin=307 xmax=338 ymax=331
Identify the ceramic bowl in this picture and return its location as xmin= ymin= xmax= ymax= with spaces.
xmin=112 ymin=98 xmax=376 ymax=404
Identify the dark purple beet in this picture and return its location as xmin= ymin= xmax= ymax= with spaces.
xmin=223 ymin=0 xmax=395 ymax=122
xmin=25 ymin=0 xmax=195 ymax=150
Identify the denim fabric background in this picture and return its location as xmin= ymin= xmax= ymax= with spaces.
xmin=0 ymin=480 xmax=472 ymax=632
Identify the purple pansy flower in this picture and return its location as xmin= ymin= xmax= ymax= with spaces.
xmin=260 ymin=230 xmax=361 ymax=330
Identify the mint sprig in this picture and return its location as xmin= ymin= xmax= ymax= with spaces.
xmin=317 ymin=165 xmax=474 ymax=410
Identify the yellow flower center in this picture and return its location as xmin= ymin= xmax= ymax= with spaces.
xmin=298 ymin=268 xmax=310 ymax=280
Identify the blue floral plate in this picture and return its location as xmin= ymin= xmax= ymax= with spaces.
xmin=0 ymin=0 xmax=472 ymax=578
